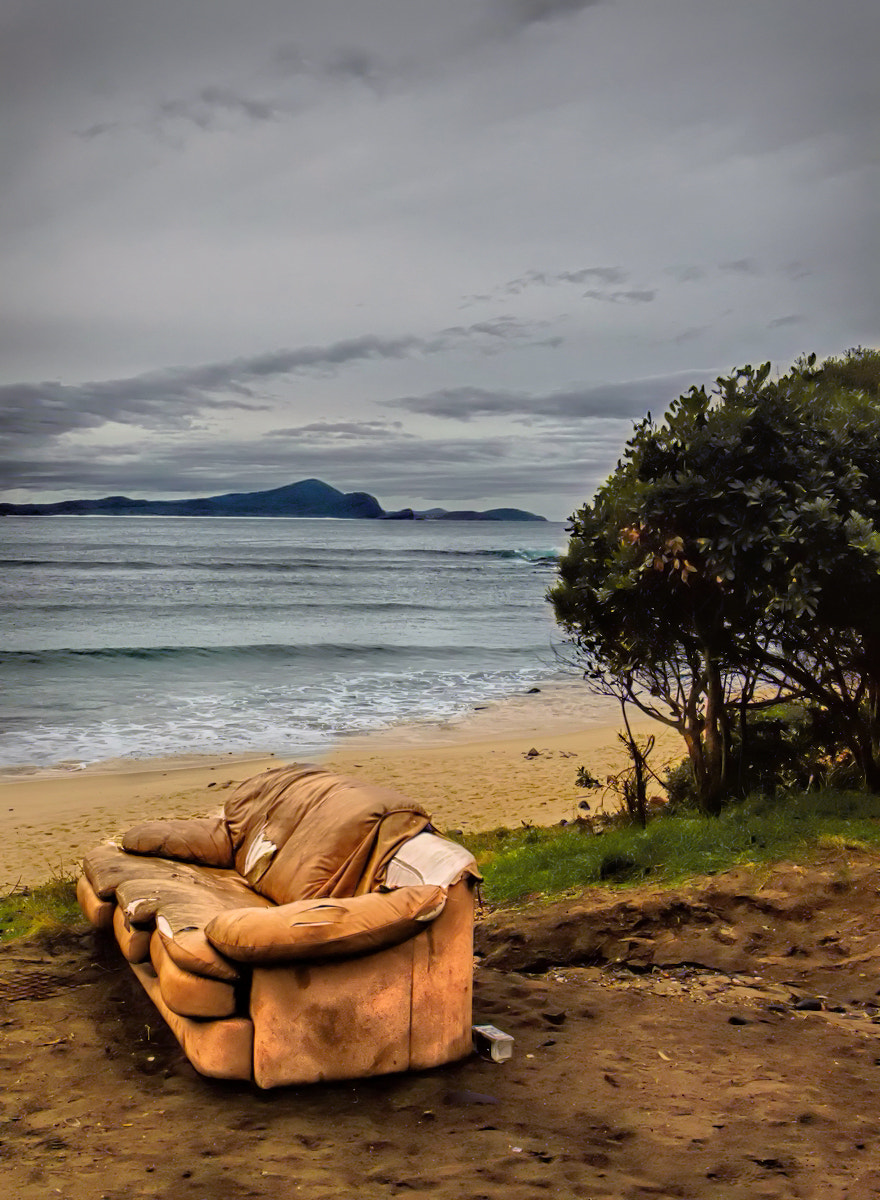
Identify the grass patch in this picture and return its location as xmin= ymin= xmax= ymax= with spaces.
xmin=0 ymin=872 xmax=83 ymax=944
xmin=458 ymin=788 xmax=880 ymax=905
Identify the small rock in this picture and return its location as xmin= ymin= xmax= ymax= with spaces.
xmin=577 ymin=800 xmax=590 ymax=812
xmin=542 ymin=1010 xmax=567 ymax=1026
xmin=525 ymin=747 xmax=540 ymax=758
xmin=793 ymin=996 xmax=823 ymax=1012
xmin=728 ymin=1015 xmax=750 ymax=1026
xmin=526 ymin=687 xmax=541 ymax=694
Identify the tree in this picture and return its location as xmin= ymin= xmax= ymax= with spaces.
xmin=551 ymin=348 xmax=880 ymax=809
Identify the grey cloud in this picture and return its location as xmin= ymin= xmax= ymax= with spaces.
xmin=270 ymin=419 xmax=410 ymax=439
xmin=719 ymin=259 xmax=759 ymax=275
xmin=767 ymin=314 xmax=805 ymax=329
xmin=0 ymin=321 xmax=552 ymax=449
xmin=497 ymin=0 xmax=605 ymax=33
xmin=583 ymin=288 xmax=656 ymax=304
xmin=505 ymin=266 xmax=626 ymax=293
xmin=75 ymin=121 xmax=119 ymax=140
xmin=157 ymin=86 xmax=280 ymax=130
xmin=0 ymin=379 xmax=268 ymax=447
xmin=666 ymin=265 xmax=707 ymax=284
xmin=274 ymin=42 xmax=391 ymax=91
xmin=465 ymin=266 xmax=627 ymax=305
xmin=386 ymin=370 xmax=717 ymax=423
xmin=672 ymin=325 xmax=712 ymax=345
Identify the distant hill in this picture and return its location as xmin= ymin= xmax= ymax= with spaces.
xmin=0 ymin=479 xmax=547 ymax=522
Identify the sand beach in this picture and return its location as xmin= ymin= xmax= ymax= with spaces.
xmin=0 ymin=681 xmax=684 ymax=892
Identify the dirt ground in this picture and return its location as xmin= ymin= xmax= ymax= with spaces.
xmin=2 ymin=849 xmax=880 ymax=1200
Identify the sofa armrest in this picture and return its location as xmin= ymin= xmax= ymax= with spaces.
xmin=122 ymin=816 xmax=234 ymax=868
xmin=205 ymin=885 xmax=447 ymax=964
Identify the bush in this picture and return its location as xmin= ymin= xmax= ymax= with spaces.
xmin=661 ymin=703 xmax=857 ymax=810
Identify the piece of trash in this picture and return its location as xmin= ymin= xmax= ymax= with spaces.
xmin=472 ymin=1023 xmax=515 ymax=1062
xmin=510 ymin=1145 xmax=523 ymax=1153
xmin=657 ymin=1049 xmax=671 ymax=1061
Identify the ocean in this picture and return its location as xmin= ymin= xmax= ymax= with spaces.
xmin=0 ymin=516 xmax=571 ymax=769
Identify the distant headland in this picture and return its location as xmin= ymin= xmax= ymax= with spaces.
xmin=0 ymin=478 xmax=547 ymax=522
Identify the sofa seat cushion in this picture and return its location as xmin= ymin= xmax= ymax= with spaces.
xmin=150 ymin=933 xmax=238 ymax=1019
xmin=204 ymin=884 xmax=447 ymax=964
xmin=115 ymin=876 xmax=272 ymax=982
xmin=83 ymin=843 xmax=250 ymax=902
xmin=223 ymin=763 xmax=431 ymax=903
xmin=122 ymin=816 xmax=233 ymax=867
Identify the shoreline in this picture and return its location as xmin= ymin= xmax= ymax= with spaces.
xmin=0 ymin=682 xmax=686 ymax=891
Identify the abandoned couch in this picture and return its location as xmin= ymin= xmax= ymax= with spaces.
xmin=76 ymin=762 xmax=480 ymax=1088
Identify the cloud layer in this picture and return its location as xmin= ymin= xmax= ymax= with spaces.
xmin=1 ymin=0 xmax=877 ymax=519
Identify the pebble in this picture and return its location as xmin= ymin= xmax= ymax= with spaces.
xmin=542 ymin=1010 xmax=567 ymax=1026
xmin=792 ymin=996 xmax=823 ymax=1012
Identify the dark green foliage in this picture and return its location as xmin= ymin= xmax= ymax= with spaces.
xmin=663 ymin=703 xmax=858 ymax=809
xmin=551 ymin=347 xmax=880 ymax=807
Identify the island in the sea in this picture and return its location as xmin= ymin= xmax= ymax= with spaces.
xmin=0 ymin=478 xmax=547 ymax=522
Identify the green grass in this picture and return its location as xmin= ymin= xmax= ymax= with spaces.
xmin=0 ymin=872 xmax=83 ymax=944
xmin=458 ymin=789 xmax=880 ymax=905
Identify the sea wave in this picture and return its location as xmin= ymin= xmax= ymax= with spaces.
xmin=0 ymin=641 xmax=549 ymax=668
xmin=0 ymin=547 xmax=561 ymax=572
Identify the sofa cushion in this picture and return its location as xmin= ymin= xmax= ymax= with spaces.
xmin=383 ymin=832 xmax=481 ymax=888
xmin=83 ymin=843 xmax=247 ymax=901
xmin=223 ymin=764 xmax=430 ymax=903
xmin=115 ymin=875 xmax=272 ymax=982
xmin=204 ymin=884 xmax=447 ymax=964
xmin=150 ymin=933 xmax=238 ymax=1020
xmin=122 ymin=817 xmax=233 ymax=868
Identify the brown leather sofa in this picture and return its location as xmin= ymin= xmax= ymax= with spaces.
xmin=76 ymin=762 xmax=480 ymax=1087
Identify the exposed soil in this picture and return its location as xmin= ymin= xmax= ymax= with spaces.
xmin=2 ymin=849 xmax=880 ymax=1199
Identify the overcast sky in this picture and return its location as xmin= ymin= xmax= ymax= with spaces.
xmin=1 ymin=0 xmax=877 ymax=520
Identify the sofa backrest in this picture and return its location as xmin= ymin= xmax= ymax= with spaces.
xmin=224 ymin=763 xmax=431 ymax=904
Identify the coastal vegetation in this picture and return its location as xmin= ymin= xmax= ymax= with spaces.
xmin=551 ymin=347 xmax=880 ymax=814
xmin=0 ymin=871 xmax=81 ymax=944
xmin=465 ymin=787 xmax=880 ymax=904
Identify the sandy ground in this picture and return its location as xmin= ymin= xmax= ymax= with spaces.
xmin=2 ymin=850 xmax=880 ymax=1199
xmin=0 ymin=682 xmax=683 ymax=892
xmin=2 ymin=686 xmax=880 ymax=1196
